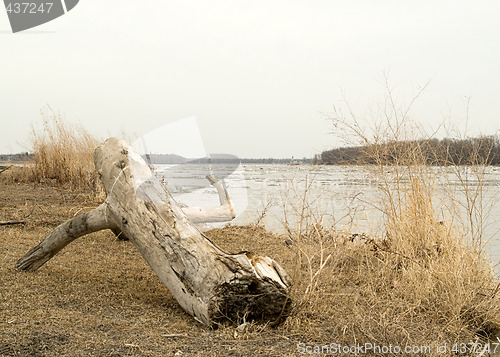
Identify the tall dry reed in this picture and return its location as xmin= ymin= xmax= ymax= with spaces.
xmin=29 ymin=106 xmax=101 ymax=192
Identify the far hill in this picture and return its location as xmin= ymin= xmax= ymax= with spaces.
xmin=143 ymin=154 xmax=189 ymax=164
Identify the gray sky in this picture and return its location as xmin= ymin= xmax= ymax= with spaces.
xmin=1 ymin=1 xmax=499 ymax=158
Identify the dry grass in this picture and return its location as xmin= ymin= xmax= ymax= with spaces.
xmin=26 ymin=106 xmax=102 ymax=192
xmin=276 ymin=175 xmax=500 ymax=354
xmin=1 ymin=164 xmax=500 ymax=356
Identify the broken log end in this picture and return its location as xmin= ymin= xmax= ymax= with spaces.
xmin=207 ymin=253 xmax=292 ymax=325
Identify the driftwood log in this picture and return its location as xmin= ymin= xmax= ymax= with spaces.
xmin=16 ymin=138 xmax=291 ymax=326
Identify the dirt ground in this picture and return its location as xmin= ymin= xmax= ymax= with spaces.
xmin=0 ymin=178 xmax=302 ymax=357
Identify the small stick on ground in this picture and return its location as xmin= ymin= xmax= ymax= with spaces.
xmin=0 ymin=165 xmax=13 ymax=174
xmin=0 ymin=220 xmax=25 ymax=226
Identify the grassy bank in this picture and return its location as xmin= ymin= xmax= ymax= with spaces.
xmin=1 ymin=165 xmax=499 ymax=356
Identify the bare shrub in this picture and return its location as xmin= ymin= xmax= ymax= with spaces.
xmin=280 ymin=78 xmax=500 ymax=352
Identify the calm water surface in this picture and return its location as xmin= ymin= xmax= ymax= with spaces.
xmin=155 ymin=163 xmax=500 ymax=276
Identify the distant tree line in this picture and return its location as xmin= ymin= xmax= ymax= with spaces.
xmin=317 ymin=135 xmax=500 ymax=166
xmin=0 ymin=152 xmax=33 ymax=162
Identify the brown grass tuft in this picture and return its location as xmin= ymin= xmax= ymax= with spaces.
xmin=28 ymin=106 xmax=102 ymax=193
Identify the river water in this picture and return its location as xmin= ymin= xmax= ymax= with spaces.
xmin=154 ymin=163 xmax=500 ymax=277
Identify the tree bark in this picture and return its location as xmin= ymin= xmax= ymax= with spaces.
xmin=16 ymin=138 xmax=291 ymax=326
xmin=112 ymin=173 xmax=236 ymax=238
xmin=16 ymin=204 xmax=113 ymax=271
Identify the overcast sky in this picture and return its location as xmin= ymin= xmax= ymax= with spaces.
xmin=1 ymin=1 xmax=499 ymax=158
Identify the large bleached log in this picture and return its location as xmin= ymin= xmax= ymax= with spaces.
xmin=16 ymin=138 xmax=291 ymax=326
